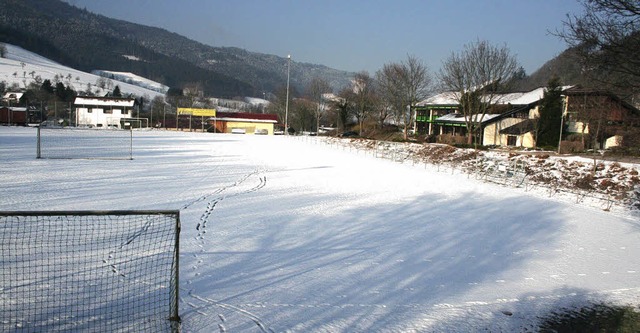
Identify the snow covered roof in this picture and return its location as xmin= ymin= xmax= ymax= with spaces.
xmin=74 ymin=97 xmax=136 ymax=107
xmin=416 ymin=92 xmax=460 ymax=106
xmin=434 ymin=113 xmax=502 ymax=124
xmin=417 ymin=86 xmax=575 ymax=107
xmin=496 ymin=86 xmax=574 ymax=105
xmin=2 ymin=92 xmax=23 ymax=101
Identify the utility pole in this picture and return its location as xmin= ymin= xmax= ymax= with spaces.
xmin=285 ymin=54 xmax=291 ymax=135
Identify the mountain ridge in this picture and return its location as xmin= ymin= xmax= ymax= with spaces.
xmin=0 ymin=0 xmax=354 ymax=98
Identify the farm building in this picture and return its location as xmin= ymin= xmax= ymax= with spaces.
xmin=1 ymin=92 xmax=23 ymax=104
xmin=0 ymin=106 xmax=40 ymax=126
xmin=0 ymin=106 xmax=26 ymax=126
xmin=74 ymin=96 xmax=136 ymax=129
xmin=208 ymin=112 xmax=278 ymax=135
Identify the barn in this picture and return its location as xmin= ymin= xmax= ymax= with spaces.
xmin=0 ymin=106 xmax=32 ymax=126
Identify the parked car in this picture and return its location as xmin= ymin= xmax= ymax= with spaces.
xmin=340 ymin=131 xmax=359 ymax=138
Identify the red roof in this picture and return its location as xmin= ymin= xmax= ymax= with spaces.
xmin=216 ymin=112 xmax=278 ymax=122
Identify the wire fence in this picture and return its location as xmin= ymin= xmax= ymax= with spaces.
xmin=0 ymin=210 xmax=180 ymax=333
xmin=291 ymin=135 xmax=629 ymax=212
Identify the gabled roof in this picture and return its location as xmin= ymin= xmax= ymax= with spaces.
xmin=416 ymin=92 xmax=459 ymax=106
xmin=2 ymin=92 xmax=23 ymax=100
xmin=74 ymin=96 xmax=136 ymax=107
xmin=210 ymin=111 xmax=278 ymax=123
xmin=562 ymin=87 xmax=640 ymax=114
xmin=499 ymin=119 xmax=535 ymax=135
xmin=434 ymin=113 xmax=502 ymax=124
xmin=417 ymin=86 xmax=574 ymax=107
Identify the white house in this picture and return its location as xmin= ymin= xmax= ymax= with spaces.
xmin=2 ymin=92 xmax=24 ymax=104
xmin=74 ymin=96 xmax=135 ymax=128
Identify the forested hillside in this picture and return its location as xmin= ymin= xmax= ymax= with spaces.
xmin=0 ymin=0 xmax=353 ymax=98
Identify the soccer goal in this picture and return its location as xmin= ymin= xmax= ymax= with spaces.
xmin=0 ymin=210 xmax=181 ymax=333
xmin=37 ymin=126 xmax=133 ymax=160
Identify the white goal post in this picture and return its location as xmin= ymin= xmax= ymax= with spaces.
xmin=37 ymin=126 xmax=133 ymax=160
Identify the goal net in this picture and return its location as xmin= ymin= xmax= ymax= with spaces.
xmin=0 ymin=210 xmax=181 ymax=333
xmin=37 ymin=127 xmax=133 ymax=160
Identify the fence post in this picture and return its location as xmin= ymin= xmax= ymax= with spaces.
xmin=36 ymin=126 xmax=41 ymax=159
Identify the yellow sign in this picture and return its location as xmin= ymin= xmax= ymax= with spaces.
xmin=177 ymin=108 xmax=216 ymax=117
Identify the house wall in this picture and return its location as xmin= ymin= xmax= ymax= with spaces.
xmin=566 ymin=121 xmax=589 ymax=134
xmin=214 ymin=120 xmax=274 ymax=135
xmin=483 ymin=118 xmax=535 ymax=148
xmin=605 ymin=135 xmax=623 ymax=148
xmin=0 ymin=107 xmax=26 ymax=125
xmin=528 ymin=105 xmax=540 ymax=119
xmin=486 ymin=120 xmax=536 ymax=148
xmin=76 ymin=107 xmax=131 ymax=128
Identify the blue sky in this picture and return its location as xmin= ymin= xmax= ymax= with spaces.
xmin=64 ymin=0 xmax=584 ymax=75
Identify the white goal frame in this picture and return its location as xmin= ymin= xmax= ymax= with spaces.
xmin=36 ymin=126 xmax=134 ymax=160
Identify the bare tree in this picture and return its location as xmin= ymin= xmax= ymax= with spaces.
xmin=557 ymin=0 xmax=640 ymax=93
xmin=377 ymin=63 xmax=406 ymax=131
xmin=332 ymin=87 xmax=355 ymax=133
xmin=305 ymin=77 xmax=332 ymax=133
xmin=439 ymin=40 xmax=519 ymax=144
xmin=376 ymin=55 xmax=432 ymax=139
xmin=290 ymin=98 xmax=316 ymax=133
xmin=151 ymin=95 xmax=167 ymax=127
xmin=352 ymin=71 xmax=376 ymax=135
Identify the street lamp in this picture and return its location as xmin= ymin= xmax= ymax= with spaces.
xmin=285 ymin=54 xmax=291 ymax=135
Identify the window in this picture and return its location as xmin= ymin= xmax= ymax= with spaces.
xmin=103 ymin=109 xmax=113 ymax=114
xmin=507 ymin=135 xmax=517 ymax=146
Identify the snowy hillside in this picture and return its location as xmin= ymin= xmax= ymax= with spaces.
xmin=91 ymin=69 xmax=169 ymax=94
xmin=0 ymin=44 xmax=164 ymax=98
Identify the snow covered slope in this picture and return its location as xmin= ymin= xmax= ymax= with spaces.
xmin=1 ymin=127 xmax=639 ymax=332
xmin=0 ymin=44 xmax=163 ymax=98
xmin=91 ymin=70 xmax=169 ymax=94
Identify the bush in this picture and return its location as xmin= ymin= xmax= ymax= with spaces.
xmin=560 ymin=140 xmax=584 ymax=154
xmin=538 ymin=303 xmax=640 ymax=333
xmin=606 ymin=146 xmax=640 ymax=157
xmin=452 ymin=143 xmax=490 ymax=150
xmin=437 ymin=134 xmax=467 ymax=145
xmin=574 ymin=173 xmax=595 ymax=190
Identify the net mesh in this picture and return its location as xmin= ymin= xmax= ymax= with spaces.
xmin=37 ymin=127 xmax=133 ymax=160
xmin=0 ymin=211 xmax=180 ymax=333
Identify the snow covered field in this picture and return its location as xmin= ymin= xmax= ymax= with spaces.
xmin=1 ymin=126 xmax=639 ymax=332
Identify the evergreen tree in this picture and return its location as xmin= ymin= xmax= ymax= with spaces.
xmin=537 ymin=77 xmax=564 ymax=148
xmin=54 ymin=82 xmax=66 ymax=101
xmin=112 ymin=85 xmax=122 ymax=97
xmin=63 ymin=85 xmax=76 ymax=102
xmin=41 ymin=79 xmax=54 ymax=94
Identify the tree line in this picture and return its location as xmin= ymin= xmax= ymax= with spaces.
xmin=263 ymin=0 xmax=640 ymax=152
